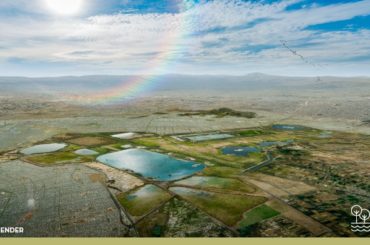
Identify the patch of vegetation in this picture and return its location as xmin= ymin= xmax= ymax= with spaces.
xmin=362 ymin=119 xmax=370 ymax=125
xmin=238 ymin=204 xmax=280 ymax=228
xmin=170 ymin=187 xmax=266 ymax=226
xmin=173 ymin=176 xmax=255 ymax=193
xmin=277 ymin=145 xmax=308 ymax=157
xmin=52 ymin=133 xmax=76 ymax=141
xmin=179 ymin=108 xmax=256 ymax=118
xmin=202 ymin=166 xmax=241 ymax=178
xmin=240 ymin=152 xmax=266 ymax=168
xmin=104 ymin=143 xmax=124 ymax=150
xmin=136 ymin=198 xmax=233 ymax=237
xmin=117 ymin=184 xmax=172 ymax=218
xmin=67 ymin=136 xmax=115 ymax=146
xmin=91 ymin=146 xmax=111 ymax=154
xmin=207 ymin=108 xmax=256 ymax=118
xmin=238 ymin=130 xmax=272 ymax=137
xmin=136 ymin=210 xmax=168 ymax=237
xmin=132 ymin=138 xmax=160 ymax=148
xmin=25 ymin=152 xmax=92 ymax=165
xmin=64 ymin=144 xmax=82 ymax=151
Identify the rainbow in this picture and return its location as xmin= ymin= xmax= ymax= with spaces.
xmin=71 ymin=0 xmax=197 ymax=104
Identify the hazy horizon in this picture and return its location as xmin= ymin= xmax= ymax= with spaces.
xmin=1 ymin=72 xmax=370 ymax=79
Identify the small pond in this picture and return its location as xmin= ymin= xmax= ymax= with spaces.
xmin=112 ymin=132 xmax=136 ymax=139
xmin=221 ymin=146 xmax=260 ymax=156
xmin=21 ymin=143 xmax=67 ymax=155
xmin=184 ymin=133 xmax=233 ymax=142
xmin=259 ymin=140 xmax=294 ymax=147
xmin=74 ymin=149 xmax=98 ymax=156
xmin=272 ymin=124 xmax=305 ymax=130
xmin=319 ymin=131 xmax=332 ymax=138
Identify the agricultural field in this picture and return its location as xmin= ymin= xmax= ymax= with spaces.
xmin=117 ymin=184 xmax=173 ymax=220
xmin=238 ymin=204 xmax=280 ymax=228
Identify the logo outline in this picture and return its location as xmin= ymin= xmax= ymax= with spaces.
xmin=351 ymin=205 xmax=370 ymax=233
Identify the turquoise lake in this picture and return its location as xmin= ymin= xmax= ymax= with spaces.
xmin=97 ymin=149 xmax=205 ymax=181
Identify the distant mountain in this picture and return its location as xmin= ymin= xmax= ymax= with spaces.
xmin=0 ymin=74 xmax=369 ymax=96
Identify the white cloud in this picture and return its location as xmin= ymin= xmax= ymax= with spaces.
xmin=0 ymin=0 xmax=370 ymax=76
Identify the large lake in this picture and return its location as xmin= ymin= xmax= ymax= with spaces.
xmin=97 ymin=149 xmax=205 ymax=181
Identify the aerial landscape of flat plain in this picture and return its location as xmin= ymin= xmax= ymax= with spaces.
xmin=1 ymin=0 xmax=370 ymax=239
xmin=0 ymin=74 xmax=369 ymax=237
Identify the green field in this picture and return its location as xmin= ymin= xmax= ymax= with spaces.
xmin=136 ymin=198 xmax=233 ymax=237
xmin=170 ymin=187 xmax=266 ymax=226
xmin=238 ymin=204 xmax=280 ymax=228
xmin=24 ymin=151 xmax=93 ymax=165
xmin=173 ymin=176 xmax=255 ymax=193
xmin=238 ymin=129 xmax=272 ymax=137
xmin=117 ymin=184 xmax=172 ymax=218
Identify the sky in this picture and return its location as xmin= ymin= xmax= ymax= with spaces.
xmin=0 ymin=0 xmax=370 ymax=77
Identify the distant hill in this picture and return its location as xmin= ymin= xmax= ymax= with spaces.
xmin=1 ymin=74 xmax=369 ymax=97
